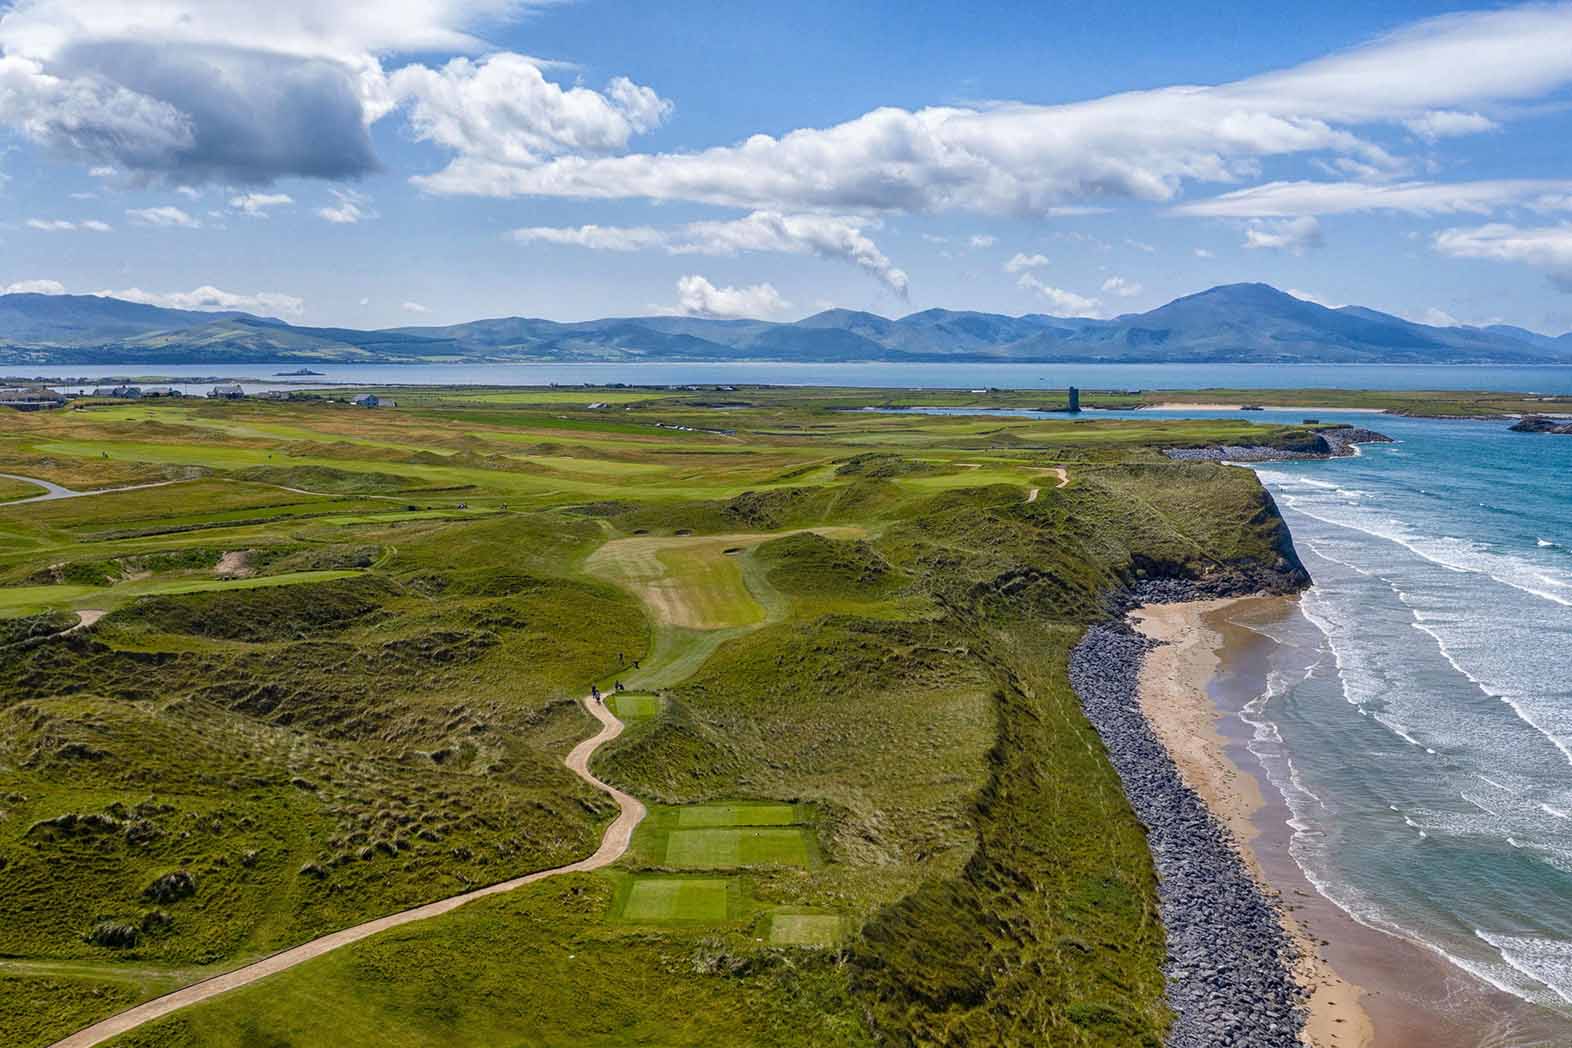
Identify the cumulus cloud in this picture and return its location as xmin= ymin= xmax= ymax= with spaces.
xmin=127 ymin=204 xmax=199 ymax=227
xmin=1194 ymin=247 xmax=1215 ymax=258
xmin=1286 ymin=288 xmax=1341 ymax=307
xmin=229 ymin=191 xmax=292 ymax=216
xmin=673 ymin=274 xmax=789 ymax=318
xmin=1017 ymin=272 xmax=1100 ymax=316
xmin=1433 ymin=223 xmax=1572 ymax=291
xmin=2 ymin=278 xmax=66 ymax=294
xmin=0 ymin=1 xmax=621 ymax=184
xmin=317 ymin=188 xmax=376 ymax=224
xmin=401 ymin=300 xmax=430 ymax=313
xmin=1421 ymin=306 xmax=1460 ymax=326
xmin=393 ymin=53 xmax=671 ymax=172
xmin=1101 ymin=275 xmax=1142 ymax=297
xmin=1242 ymin=216 xmax=1323 ymax=253
xmin=1003 ymin=252 xmax=1049 ymax=273
xmin=968 ymin=234 xmax=997 ymax=248
xmin=100 ymin=284 xmax=304 ymax=316
xmin=510 ymin=211 xmax=909 ymax=294
xmin=412 ymin=6 xmax=1572 ymax=212
xmin=26 ymin=216 xmax=109 ymax=230
xmin=1177 ymin=178 xmax=1572 ymax=217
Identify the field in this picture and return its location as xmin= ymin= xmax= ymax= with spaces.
xmin=0 ymin=387 xmax=1312 ymax=1047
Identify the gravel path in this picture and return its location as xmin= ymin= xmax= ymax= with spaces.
xmin=0 ymin=472 xmax=176 ymax=505
xmin=1071 ymin=620 xmax=1305 ymax=1048
xmin=48 ymin=695 xmax=645 ymax=1048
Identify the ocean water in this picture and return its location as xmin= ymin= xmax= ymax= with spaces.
xmin=22 ymin=361 xmax=1572 ymax=395
xmin=1239 ymin=413 xmax=1572 ymax=1015
xmin=873 ymin=401 xmax=1572 ymax=1015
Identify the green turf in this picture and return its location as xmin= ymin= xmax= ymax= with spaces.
xmin=609 ymin=692 xmax=661 ymax=719
xmin=676 ymin=803 xmax=800 ymax=828
xmin=768 ymin=913 xmax=845 ymax=947
xmin=619 ymin=877 xmax=733 ymax=922
xmin=664 ymin=827 xmax=812 ymax=868
xmin=0 ymin=385 xmax=1332 ymax=1047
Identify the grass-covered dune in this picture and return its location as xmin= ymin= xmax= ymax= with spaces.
xmin=0 ymin=391 xmax=1309 ymax=1047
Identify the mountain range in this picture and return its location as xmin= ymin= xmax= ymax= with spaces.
xmin=2 ymin=283 xmax=1570 ymax=366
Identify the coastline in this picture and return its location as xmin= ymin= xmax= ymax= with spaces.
xmin=1132 ymin=599 xmax=1373 ymax=1048
xmin=1132 ymin=596 xmax=1572 ymax=1048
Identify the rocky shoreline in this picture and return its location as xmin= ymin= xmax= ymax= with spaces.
xmin=1165 ymin=424 xmax=1392 ymax=463
xmin=1071 ymin=596 xmax=1306 ymax=1048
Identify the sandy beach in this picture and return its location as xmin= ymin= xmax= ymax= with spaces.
xmin=1132 ymin=596 xmax=1572 ymax=1048
xmin=1146 ymin=403 xmax=1389 ymax=413
xmin=1133 ymin=599 xmax=1374 ymax=1048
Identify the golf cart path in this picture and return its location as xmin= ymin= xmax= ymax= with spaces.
xmin=49 ymin=695 xmax=644 ymax=1048
xmin=0 ymin=472 xmax=176 ymax=505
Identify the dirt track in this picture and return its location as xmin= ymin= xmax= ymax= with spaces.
xmin=48 ymin=696 xmax=644 ymax=1048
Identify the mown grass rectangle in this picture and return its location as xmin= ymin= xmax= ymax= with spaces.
xmin=768 ymin=913 xmax=845 ymax=947
xmin=675 ymin=803 xmax=799 ymax=829
xmin=609 ymin=693 xmax=661 ymax=719
xmin=620 ymin=878 xmax=731 ymax=922
xmin=663 ymin=827 xmax=810 ymax=868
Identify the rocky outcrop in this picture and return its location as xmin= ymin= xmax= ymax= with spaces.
xmin=1071 ymin=606 xmax=1306 ymax=1048
xmin=1165 ymin=424 xmax=1392 ymax=463
xmin=1510 ymin=415 xmax=1572 ymax=434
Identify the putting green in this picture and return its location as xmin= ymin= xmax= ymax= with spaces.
xmin=767 ymin=913 xmax=845 ymax=947
xmin=663 ymin=827 xmax=811 ymax=868
xmin=675 ymin=803 xmax=800 ymax=829
xmin=619 ymin=878 xmax=731 ymax=922
xmin=609 ymin=693 xmax=661 ymax=719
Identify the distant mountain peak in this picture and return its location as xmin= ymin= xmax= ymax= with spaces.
xmin=2 ymin=284 xmax=1569 ymax=366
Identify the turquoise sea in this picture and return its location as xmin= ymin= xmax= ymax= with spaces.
xmin=902 ymin=401 xmax=1572 ymax=1021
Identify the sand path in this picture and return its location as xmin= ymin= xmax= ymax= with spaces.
xmin=0 ymin=472 xmax=176 ymax=505
xmin=48 ymin=695 xmax=644 ymax=1048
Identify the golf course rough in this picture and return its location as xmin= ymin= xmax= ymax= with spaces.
xmin=0 ymin=387 xmax=1311 ymax=1047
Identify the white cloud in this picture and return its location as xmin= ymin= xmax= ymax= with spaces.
xmin=1421 ymin=307 xmax=1460 ymax=326
xmin=25 ymin=217 xmax=112 ymax=231
xmin=1125 ymin=238 xmax=1156 ymax=253
xmin=317 ymin=188 xmax=376 ymax=224
xmin=229 ymin=191 xmax=292 ymax=216
xmin=401 ymin=300 xmax=430 ymax=313
xmin=1101 ymin=275 xmax=1142 ymax=297
xmin=1194 ymin=247 xmax=1215 ymax=258
xmin=0 ymin=2 xmax=612 ymax=183
xmin=2 ymin=278 xmax=66 ymax=294
xmin=411 ymin=7 xmax=1572 ymax=211
xmin=100 ymin=284 xmax=303 ymax=315
xmin=127 ymin=204 xmax=199 ymax=227
xmin=392 ymin=52 xmax=671 ymax=169
xmin=919 ymin=233 xmax=949 ymax=244
xmin=1017 ymin=272 xmax=1100 ymax=316
xmin=673 ymin=274 xmax=788 ymax=318
xmin=1242 ymin=216 xmax=1323 ymax=253
xmin=1433 ymin=223 xmax=1572 ymax=291
xmin=510 ymin=211 xmax=909 ymax=294
xmin=1003 ymin=252 xmax=1049 ymax=273
xmin=1177 ymin=178 xmax=1572 ymax=218
xmin=1405 ymin=110 xmax=1497 ymax=142
xmin=968 ymin=234 xmax=997 ymax=248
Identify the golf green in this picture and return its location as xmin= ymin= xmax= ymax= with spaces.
xmin=675 ymin=803 xmax=800 ymax=828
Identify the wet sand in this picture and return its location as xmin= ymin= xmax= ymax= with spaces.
xmin=1133 ymin=597 xmax=1572 ymax=1048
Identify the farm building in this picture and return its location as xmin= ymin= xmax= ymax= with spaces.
xmin=208 ymin=384 xmax=246 ymax=399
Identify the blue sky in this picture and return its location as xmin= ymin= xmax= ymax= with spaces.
xmin=3 ymin=1 xmax=1572 ymax=333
